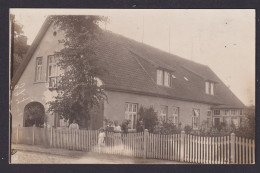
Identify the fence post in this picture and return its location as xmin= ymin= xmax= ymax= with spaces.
xmin=180 ymin=131 xmax=185 ymax=162
xmin=230 ymin=133 xmax=235 ymax=164
xmin=50 ymin=127 xmax=53 ymax=147
xmin=32 ymin=125 xmax=35 ymax=145
xmin=143 ymin=129 xmax=148 ymax=159
xmin=16 ymin=126 xmax=19 ymax=144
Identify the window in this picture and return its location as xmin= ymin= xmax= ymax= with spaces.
xmin=207 ymin=110 xmax=212 ymax=116
xmin=205 ymin=82 xmax=209 ymax=94
xmin=192 ymin=109 xmax=200 ymax=129
xmin=205 ymin=81 xmax=214 ymax=95
xmin=213 ymin=117 xmax=220 ymax=127
xmin=35 ymin=57 xmax=43 ymax=82
xmin=168 ymin=106 xmax=179 ymax=126
xmin=240 ymin=109 xmax=243 ymax=115
xmin=125 ymin=103 xmax=138 ymax=129
xmin=214 ymin=110 xmax=220 ymax=115
xmin=231 ymin=110 xmax=236 ymax=115
xmin=159 ymin=105 xmax=168 ymax=122
xmin=157 ymin=69 xmax=163 ymax=85
xmin=157 ymin=69 xmax=172 ymax=87
xmin=47 ymin=54 xmax=62 ymax=88
xmin=210 ymin=83 xmax=214 ymax=95
xmin=223 ymin=110 xmax=229 ymax=115
xmin=207 ymin=110 xmax=212 ymax=127
xmin=164 ymin=71 xmax=171 ymax=87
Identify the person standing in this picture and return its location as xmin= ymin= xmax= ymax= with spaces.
xmin=113 ymin=121 xmax=122 ymax=149
xmin=98 ymin=128 xmax=106 ymax=153
xmin=69 ymin=120 xmax=79 ymax=129
xmin=69 ymin=120 xmax=79 ymax=150
xmin=114 ymin=121 xmax=121 ymax=132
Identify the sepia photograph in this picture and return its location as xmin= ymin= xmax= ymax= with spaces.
xmin=9 ymin=9 xmax=255 ymax=164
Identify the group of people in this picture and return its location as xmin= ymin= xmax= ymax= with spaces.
xmin=98 ymin=120 xmax=122 ymax=148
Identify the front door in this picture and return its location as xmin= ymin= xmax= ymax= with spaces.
xmin=214 ymin=117 xmax=220 ymax=127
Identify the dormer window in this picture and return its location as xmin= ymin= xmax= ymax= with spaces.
xmin=157 ymin=69 xmax=172 ymax=87
xmin=164 ymin=71 xmax=170 ymax=87
xmin=157 ymin=69 xmax=163 ymax=85
xmin=205 ymin=81 xmax=214 ymax=95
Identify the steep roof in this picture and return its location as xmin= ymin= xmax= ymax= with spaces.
xmin=11 ymin=17 xmax=245 ymax=108
xmin=11 ymin=16 xmax=52 ymax=89
xmin=94 ymin=31 xmax=245 ymax=107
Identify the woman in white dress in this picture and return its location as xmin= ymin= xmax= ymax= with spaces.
xmin=98 ymin=128 xmax=105 ymax=152
xmin=113 ymin=121 xmax=122 ymax=149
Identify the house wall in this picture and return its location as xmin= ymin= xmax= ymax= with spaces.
xmin=104 ymin=90 xmax=212 ymax=129
xmin=11 ymin=24 xmax=64 ymax=127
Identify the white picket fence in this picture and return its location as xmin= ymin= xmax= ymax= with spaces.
xmin=12 ymin=126 xmax=255 ymax=164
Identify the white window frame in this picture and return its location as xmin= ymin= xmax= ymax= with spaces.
xmin=207 ymin=110 xmax=212 ymax=127
xmin=47 ymin=54 xmax=62 ymax=88
xmin=157 ymin=69 xmax=163 ymax=85
xmin=168 ymin=106 xmax=179 ymax=126
xmin=192 ymin=109 xmax=200 ymax=130
xmin=164 ymin=71 xmax=171 ymax=87
xmin=210 ymin=83 xmax=214 ymax=95
xmin=205 ymin=81 xmax=210 ymax=94
xmin=213 ymin=117 xmax=220 ymax=126
xmin=35 ymin=57 xmax=43 ymax=82
xmin=159 ymin=105 xmax=168 ymax=122
xmin=223 ymin=109 xmax=229 ymax=115
xmin=231 ymin=109 xmax=236 ymax=115
xmin=157 ymin=69 xmax=172 ymax=87
xmin=214 ymin=109 xmax=220 ymax=115
xmin=125 ymin=103 xmax=138 ymax=129
xmin=205 ymin=81 xmax=214 ymax=95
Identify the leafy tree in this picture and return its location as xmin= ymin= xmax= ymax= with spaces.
xmin=47 ymin=15 xmax=108 ymax=128
xmin=137 ymin=106 xmax=158 ymax=133
xmin=234 ymin=106 xmax=255 ymax=139
xmin=10 ymin=14 xmax=30 ymax=77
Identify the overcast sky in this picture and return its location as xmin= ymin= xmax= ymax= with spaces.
xmin=10 ymin=9 xmax=255 ymax=106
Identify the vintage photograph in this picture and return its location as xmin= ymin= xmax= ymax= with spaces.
xmin=9 ymin=9 xmax=255 ymax=164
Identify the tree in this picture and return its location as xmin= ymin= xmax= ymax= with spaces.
xmin=10 ymin=14 xmax=30 ymax=77
xmin=234 ymin=106 xmax=255 ymax=139
xmin=137 ymin=106 xmax=158 ymax=133
xmin=47 ymin=15 xmax=108 ymax=128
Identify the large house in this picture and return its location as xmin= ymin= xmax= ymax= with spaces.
xmin=10 ymin=17 xmax=245 ymax=131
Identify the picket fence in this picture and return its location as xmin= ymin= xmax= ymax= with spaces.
xmin=12 ymin=126 xmax=255 ymax=164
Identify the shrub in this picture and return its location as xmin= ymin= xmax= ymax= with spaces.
xmin=154 ymin=121 xmax=180 ymax=134
xmin=234 ymin=109 xmax=255 ymax=139
xmin=121 ymin=119 xmax=131 ymax=134
xmin=136 ymin=119 xmax=144 ymax=132
xmin=138 ymin=106 xmax=158 ymax=133
xmin=184 ymin=125 xmax=193 ymax=134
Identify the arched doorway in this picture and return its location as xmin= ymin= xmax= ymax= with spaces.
xmin=23 ymin=102 xmax=45 ymax=127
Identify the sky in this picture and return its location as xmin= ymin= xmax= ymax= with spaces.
xmin=10 ymin=9 xmax=255 ymax=106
